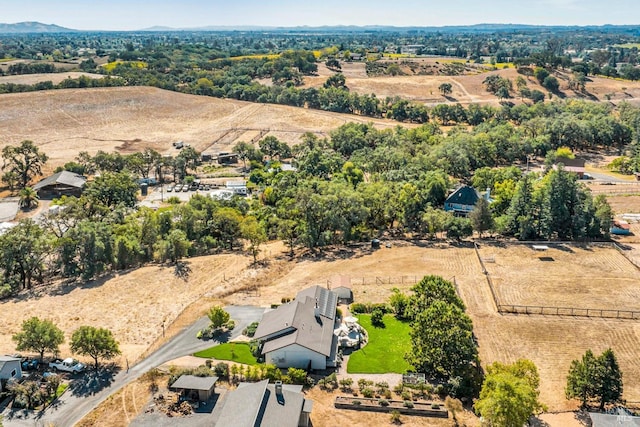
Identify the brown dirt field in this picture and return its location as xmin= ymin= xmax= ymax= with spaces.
xmin=607 ymin=195 xmax=640 ymax=214
xmin=4 ymin=239 xmax=640 ymax=423
xmin=0 ymin=86 xmax=410 ymax=170
xmin=306 ymin=66 xmax=640 ymax=107
xmin=0 ymin=253 xmax=252 ymax=364
xmin=472 ymin=242 xmax=640 ymax=411
xmin=76 ymin=375 xmax=156 ymax=427
xmin=483 ymin=244 xmax=640 ymax=311
xmin=0 ymin=72 xmax=104 ymax=85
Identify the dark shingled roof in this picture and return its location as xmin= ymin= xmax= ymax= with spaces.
xmin=445 ymin=185 xmax=479 ymax=207
xmin=169 ymin=375 xmax=218 ymax=391
xmin=216 ymin=380 xmax=310 ymax=427
xmin=253 ymin=286 xmax=338 ymax=357
xmin=33 ymin=171 xmax=87 ymax=191
xmin=296 ymin=286 xmax=337 ymax=320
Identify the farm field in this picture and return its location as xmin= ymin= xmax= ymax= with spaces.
xmin=481 ymin=243 xmax=640 ymax=311
xmin=0 ymin=86 xmax=409 ymax=170
xmin=0 ymin=71 xmax=104 ymax=85
xmin=306 ymin=63 xmax=640 ymax=106
xmin=2 ymin=240 xmax=640 ymax=419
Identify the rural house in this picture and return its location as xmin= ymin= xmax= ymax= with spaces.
xmin=0 ymin=356 xmax=22 ymax=392
xmin=32 ymin=170 xmax=87 ymax=197
xmin=253 ymin=286 xmax=339 ymax=370
xmin=551 ymin=157 xmax=586 ymax=178
xmin=216 ymin=380 xmax=312 ymax=427
xmin=444 ymin=185 xmax=480 ymax=216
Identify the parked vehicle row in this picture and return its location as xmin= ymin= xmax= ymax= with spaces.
xmin=166 ymin=183 xmax=211 ymax=192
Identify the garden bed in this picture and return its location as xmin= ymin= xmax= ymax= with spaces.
xmin=334 ymin=396 xmax=449 ymax=418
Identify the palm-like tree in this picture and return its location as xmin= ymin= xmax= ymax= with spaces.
xmin=19 ymin=186 xmax=39 ymax=210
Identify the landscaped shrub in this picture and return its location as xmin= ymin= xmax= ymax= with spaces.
xmin=383 ymin=389 xmax=392 ymax=399
xmin=351 ymin=302 xmax=392 ymax=314
xmin=358 ymin=378 xmax=373 ymax=390
xmin=286 ymin=367 xmax=308 ymax=385
xmin=362 ymin=387 xmax=375 ymax=398
xmin=404 ymin=400 xmax=414 ymax=408
xmin=390 ymin=410 xmax=402 ymax=424
xmin=353 ymin=400 xmax=362 ymax=406
xmin=214 ymin=362 xmax=229 ymax=379
xmin=401 ymin=390 xmax=412 ymax=401
xmin=371 ymin=308 xmax=385 ymax=327
xmin=243 ymin=321 xmax=259 ymax=337
xmin=393 ymin=383 xmax=404 ymax=396
xmin=378 ymin=398 xmax=389 ymax=406
xmin=431 ymin=403 xmax=440 ymax=410
xmin=225 ymin=320 xmax=235 ymax=330
xmin=339 ymin=377 xmax=354 ymax=392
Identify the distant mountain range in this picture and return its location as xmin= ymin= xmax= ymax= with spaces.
xmin=138 ymin=23 xmax=640 ymax=33
xmin=0 ymin=21 xmax=638 ymax=34
xmin=0 ymin=21 xmax=76 ymax=33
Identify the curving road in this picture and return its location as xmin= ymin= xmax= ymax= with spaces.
xmin=2 ymin=305 xmax=265 ymax=427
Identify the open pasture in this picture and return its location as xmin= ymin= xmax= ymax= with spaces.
xmin=479 ymin=243 xmax=640 ymax=312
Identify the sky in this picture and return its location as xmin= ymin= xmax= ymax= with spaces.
xmin=0 ymin=0 xmax=638 ymax=31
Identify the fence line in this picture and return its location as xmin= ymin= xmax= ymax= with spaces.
xmin=473 ymin=242 xmax=500 ymax=312
xmin=346 ymin=276 xmax=419 ymax=286
xmin=498 ymin=304 xmax=640 ymax=320
xmin=476 ymin=240 xmax=640 ymax=321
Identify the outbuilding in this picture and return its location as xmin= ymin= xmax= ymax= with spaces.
xmin=169 ymin=375 xmax=218 ymax=401
xmin=32 ymin=171 xmax=87 ymax=197
xmin=0 ymin=356 xmax=22 ymax=392
xmin=331 ymin=275 xmax=353 ymax=304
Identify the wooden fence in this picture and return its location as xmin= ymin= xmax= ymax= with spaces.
xmin=476 ymin=240 xmax=640 ymax=321
xmin=498 ymin=304 xmax=640 ymax=320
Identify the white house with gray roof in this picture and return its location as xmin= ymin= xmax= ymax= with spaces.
xmin=253 ymin=286 xmax=339 ymax=370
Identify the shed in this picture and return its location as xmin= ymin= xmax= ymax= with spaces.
xmin=32 ymin=171 xmax=87 ymax=197
xmin=0 ymin=356 xmax=22 ymax=392
xmin=331 ymin=275 xmax=353 ymax=304
xmin=170 ymin=375 xmax=218 ymax=401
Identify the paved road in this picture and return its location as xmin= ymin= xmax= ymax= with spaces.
xmin=585 ymin=171 xmax=629 ymax=183
xmin=2 ymin=306 xmax=265 ymax=427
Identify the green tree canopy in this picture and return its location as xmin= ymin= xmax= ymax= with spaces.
xmin=405 ymin=299 xmax=477 ymax=381
xmin=12 ymin=317 xmax=65 ymax=362
xmin=475 ymin=359 xmax=544 ymax=427
xmin=70 ymin=325 xmax=121 ymax=371
xmin=1 ymin=140 xmax=48 ymax=190
xmin=566 ymin=348 xmax=623 ymax=410
xmin=207 ymin=306 xmax=231 ymax=330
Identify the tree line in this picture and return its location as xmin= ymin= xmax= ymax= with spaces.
xmin=0 ymin=99 xmax=624 ymax=298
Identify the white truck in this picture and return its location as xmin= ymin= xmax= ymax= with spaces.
xmin=49 ymin=358 xmax=86 ymax=373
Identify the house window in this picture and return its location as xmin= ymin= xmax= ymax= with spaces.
xmin=11 ymin=369 xmax=16 ymax=377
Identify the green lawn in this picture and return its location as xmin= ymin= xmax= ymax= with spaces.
xmin=347 ymin=314 xmax=412 ymax=374
xmin=194 ymin=342 xmax=258 ymax=365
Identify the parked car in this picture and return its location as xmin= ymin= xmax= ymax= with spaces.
xmin=174 ymin=184 xmax=183 ymax=192
xmin=49 ymin=358 xmax=85 ymax=373
xmin=166 ymin=185 xmax=174 ymax=192
xmin=182 ymin=185 xmax=190 ymax=192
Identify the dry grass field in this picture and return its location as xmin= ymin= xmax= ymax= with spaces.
xmin=0 ymin=253 xmax=252 ymax=364
xmin=307 ymin=64 xmax=640 ymax=106
xmin=482 ymin=243 xmax=640 ymax=311
xmin=3 ymin=239 xmax=640 ymax=423
xmin=0 ymin=72 xmax=105 ymax=85
xmin=0 ymin=86 xmax=409 ymax=170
